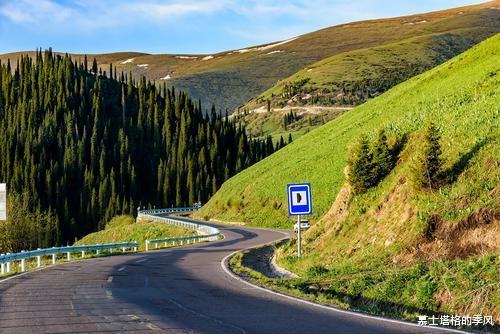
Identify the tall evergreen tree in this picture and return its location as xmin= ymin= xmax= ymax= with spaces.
xmin=411 ymin=122 xmax=443 ymax=189
xmin=0 ymin=51 xmax=273 ymax=249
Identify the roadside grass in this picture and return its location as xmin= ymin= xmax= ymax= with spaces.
xmin=75 ymin=215 xmax=195 ymax=251
xmin=228 ymin=250 xmax=499 ymax=331
xmin=200 ymin=34 xmax=500 ymax=323
xmin=1 ymin=215 xmax=199 ymax=280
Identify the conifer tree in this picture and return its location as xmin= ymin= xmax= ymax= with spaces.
xmin=347 ymin=135 xmax=373 ymax=194
xmin=0 ymin=51 xmax=275 ymax=250
xmin=411 ymin=122 xmax=443 ymax=189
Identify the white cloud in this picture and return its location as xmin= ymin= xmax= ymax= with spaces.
xmin=0 ymin=0 xmax=73 ymax=23
xmin=0 ymin=0 xmax=230 ymax=30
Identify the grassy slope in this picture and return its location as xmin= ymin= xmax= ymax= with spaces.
xmin=1 ymin=2 xmax=498 ymax=113
xmin=196 ymin=34 xmax=499 ymax=229
xmin=213 ymin=34 xmax=500 ymax=322
xmin=236 ymin=7 xmax=500 ymax=138
xmin=75 ymin=215 xmax=195 ymax=251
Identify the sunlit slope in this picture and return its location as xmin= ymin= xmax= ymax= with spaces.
xmin=239 ymin=6 xmax=500 ymax=114
xmin=196 ymin=34 xmax=499 ymax=229
xmin=1 ymin=1 xmax=498 ymax=113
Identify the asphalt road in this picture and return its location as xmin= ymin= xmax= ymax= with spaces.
xmin=0 ymin=217 xmax=452 ymax=334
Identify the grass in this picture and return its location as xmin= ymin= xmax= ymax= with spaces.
xmin=196 ymin=34 xmax=499 ymax=228
xmin=229 ymin=249 xmax=498 ymax=330
xmin=198 ymin=34 xmax=500 ymax=321
xmin=1 ymin=2 xmax=498 ymax=113
xmin=75 ymin=215 xmax=195 ymax=251
xmin=232 ymin=106 xmax=351 ymax=142
xmin=1 ymin=215 xmax=196 ymax=279
xmin=237 ymin=8 xmax=500 ymax=137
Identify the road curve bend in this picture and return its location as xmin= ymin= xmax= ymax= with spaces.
xmin=0 ymin=216 xmax=453 ymax=333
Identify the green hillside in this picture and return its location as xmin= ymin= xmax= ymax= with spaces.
xmin=204 ymin=33 xmax=499 ymax=322
xmin=75 ymin=215 xmax=195 ymax=251
xmin=235 ymin=7 xmax=500 ymax=138
xmin=196 ymin=34 xmax=499 ymax=229
xmin=1 ymin=2 xmax=498 ymax=113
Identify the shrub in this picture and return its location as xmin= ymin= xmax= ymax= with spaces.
xmin=411 ymin=122 xmax=443 ymax=190
xmin=347 ymin=129 xmax=398 ymax=194
xmin=347 ymin=134 xmax=374 ymax=193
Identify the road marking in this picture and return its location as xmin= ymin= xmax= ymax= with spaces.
xmin=107 ymin=276 xmax=113 ymax=283
xmin=106 ymin=290 xmax=113 ymax=300
xmin=146 ymin=323 xmax=160 ymax=330
xmin=135 ymin=258 xmax=148 ymax=263
xmin=118 ymin=266 xmax=126 ymax=272
xmin=220 ymin=231 xmax=465 ymax=334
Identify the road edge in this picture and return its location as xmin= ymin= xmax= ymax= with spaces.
xmin=220 ymin=234 xmax=466 ymax=334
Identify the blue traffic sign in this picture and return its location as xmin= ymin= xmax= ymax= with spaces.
xmin=287 ymin=183 xmax=312 ymax=216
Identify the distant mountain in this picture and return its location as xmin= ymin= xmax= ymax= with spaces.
xmin=1 ymin=1 xmax=498 ymax=114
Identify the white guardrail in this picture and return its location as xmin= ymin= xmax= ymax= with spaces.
xmin=138 ymin=207 xmax=221 ymax=252
xmin=0 ymin=242 xmax=138 ymax=275
xmin=0 ymin=207 xmax=220 ymax=277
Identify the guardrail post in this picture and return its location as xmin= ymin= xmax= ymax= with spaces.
xmin=134 ymin=246 xmax=138 ymax=252
xmin=37 ymin=249 xmax=42 ymax=267
xmin=122 ymin=247 xmax=126 ymax=253
xmin=52 ymin=253 xmax=56 ymax=264
xmin=21 ymin=258 xmax=26 ymax=272
xmin=146 ymin=240 xmax=149 ymax=252
xmin=1 ymin=254 xmax=4 ymax=275
xmin=6 ymin=255 xmax=11 ymax=273
xmin=181 ymin=240 xmax=184 ymax=246
xmin=67 ymin=252 xmax=71 ymax=261
xmin=81 ymin=251 xmax=85 ymax=258
xmin=155 ymin=242 xmax=158 ymax=249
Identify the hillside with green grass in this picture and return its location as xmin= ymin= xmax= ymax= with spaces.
xmin=196 ymin=34 xmax=499 ymax=228
xmin=235 ymin=5 xmax=499 ymax=138
xmin=211 ymin=34 xmax=500 ymax=323
xmin=2 ymin=2 xmax=498 ymax=113
xmin=75 ymin=215 xmax=195 ymax=251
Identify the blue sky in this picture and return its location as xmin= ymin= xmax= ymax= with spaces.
xmin=0 ymin=0 xmax=486 ymax=55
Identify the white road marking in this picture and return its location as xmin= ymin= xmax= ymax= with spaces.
xmin=135 ymin=258 xmax=148 ymax=263
xmin=118 ymin=266 xmax=126 ymax=272
xmin=107 ymin=276 xmax=114 ymax=283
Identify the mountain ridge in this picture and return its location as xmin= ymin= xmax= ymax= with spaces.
xmin=1 ymin=1 xmax=498 ymax=113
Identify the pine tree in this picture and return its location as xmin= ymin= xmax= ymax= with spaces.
xmin=371 ymin=129 xmax=393 ymax=182
xmin=92 ymin=58 xmax=98 ymax=74
xmin=0 ymin=51 xmax=273 ymax=250
xmin=411 ymin=122 xmax=443 ymax=189
xmin=347 ymin=135 xmax=373 ymax=194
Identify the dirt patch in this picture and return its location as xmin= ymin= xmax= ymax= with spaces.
xmin=400 ymin=208 xmax=500 ymax=262
xmin=241 ymin=240 xmax=296 ymax=279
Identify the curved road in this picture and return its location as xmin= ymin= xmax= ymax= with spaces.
xmin=0 ymin=217 xmax=450 ymax=333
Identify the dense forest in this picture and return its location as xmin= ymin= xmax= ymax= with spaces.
xmin=0 ymin=50 xmax=277 ymax=250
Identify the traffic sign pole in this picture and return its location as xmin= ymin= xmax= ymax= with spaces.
xmin=287 ymin=183 xmax=312 ymax=258
xmin=297 ymin=215 xmax=301 ymax=257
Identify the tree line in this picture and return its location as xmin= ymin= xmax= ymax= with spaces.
xmin=0 ymin=50 xmax=276 ymax=250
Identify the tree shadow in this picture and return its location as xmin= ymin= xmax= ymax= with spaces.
xmin=443 ymin=137 xmax=489 ymax=183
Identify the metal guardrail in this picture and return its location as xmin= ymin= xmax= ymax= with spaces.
xmin=0 ymin=207 xmax=219 ymax=277
xmin=137 ymin=207 xmax=220 ymax=251
xmin=0 ymin=242 xmax=139 ymax=275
